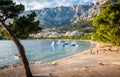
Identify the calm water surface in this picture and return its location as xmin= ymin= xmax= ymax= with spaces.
xmin=0 ymin=40 xmax=91 ymax=67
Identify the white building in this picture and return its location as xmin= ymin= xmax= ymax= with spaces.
xmin=65 ymin=31 xmax=71 ymax=36
xmin=65 ymin=30 xmax=83 ymax=36
xmin=70 ymin=30 xmax=80 ymax=36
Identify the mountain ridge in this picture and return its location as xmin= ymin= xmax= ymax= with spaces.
xmin=22 ymin=0 xmax=118 ymax=28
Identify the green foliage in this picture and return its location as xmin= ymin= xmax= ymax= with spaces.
xmin=0 ymin=29 xmax=9 ymax=38
xmin=80 ymin=34 xmax=91 ymax=40
xmin=9 ymin=11 xmax=42 ymax=39
xmin=93 ymin=2 xmax=120 ymax=27
xmin=0 ymin=0 xmax=25 ymax=19
xmin=0 ymin=0 xmax=25 ymax=39
xmin=53 ymin=34 xmax=91 ymax=40
xmin=58 ymin=21 xmax=96 ymax=33
xmin=92 ymin=2 xmax=120 ymax=46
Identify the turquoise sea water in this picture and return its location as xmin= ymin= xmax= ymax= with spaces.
xmin=0 ymin=40 xmax=91 ymax=67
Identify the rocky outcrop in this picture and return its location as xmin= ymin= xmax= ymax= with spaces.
xmin=23 ymin=0 xmax=118 ymax=28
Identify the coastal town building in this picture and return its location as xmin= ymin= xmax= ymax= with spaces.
xmin=29 ymin=30 xmax=84 ymax=38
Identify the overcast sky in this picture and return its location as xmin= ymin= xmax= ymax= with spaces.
xmin=13 ymin=0 xmax=98 ymax=10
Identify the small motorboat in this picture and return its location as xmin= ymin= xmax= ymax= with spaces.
xmin=62 ymin=42 xmax=70 ymax=46
xmin=70 ymin=43 xmax=78 ymax=47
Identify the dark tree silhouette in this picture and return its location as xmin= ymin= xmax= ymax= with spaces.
xmin=9 ymin=11 xmax=42 ymax=39
xmin=0 ymin=0 xmax=33 ymax=77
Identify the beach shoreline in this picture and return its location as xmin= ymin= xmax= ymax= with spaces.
xmin=0 ymin=41 xmax=120 ymax=77
xmin=0 ymin=40 xmax=91 ymax=68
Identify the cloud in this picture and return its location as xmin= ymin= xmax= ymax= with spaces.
xmin=13 ymin=0 xmax=98 ymax=10
xmin=79 ymin=0 xmax=98 ymax=5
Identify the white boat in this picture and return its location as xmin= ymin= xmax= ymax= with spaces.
xmin=56 ymin=40 xmax=61 ymax=44
xmin=51 ymin=41 xmax=56 ymax=46
xmin=51 ymin=40 xmax=78 ymax=47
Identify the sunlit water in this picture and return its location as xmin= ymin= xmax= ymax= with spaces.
xmin=0 ymin=40 xmax=91 ymax=67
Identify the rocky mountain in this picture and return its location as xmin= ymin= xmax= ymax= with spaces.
xmin=22 ymin=0 xmax=118 ymax=28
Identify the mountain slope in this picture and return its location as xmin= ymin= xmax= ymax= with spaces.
xmin=22 ymin=0 xmax=118 ymax=28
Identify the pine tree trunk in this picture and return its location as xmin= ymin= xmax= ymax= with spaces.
xmin=0 ymin=21 xmax=33 ymax=77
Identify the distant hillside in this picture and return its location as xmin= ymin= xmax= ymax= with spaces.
xmin=21 ymin=0 xmax=118 ymax=28
xmin=58 ymin=21 xmax=96 ymax=33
